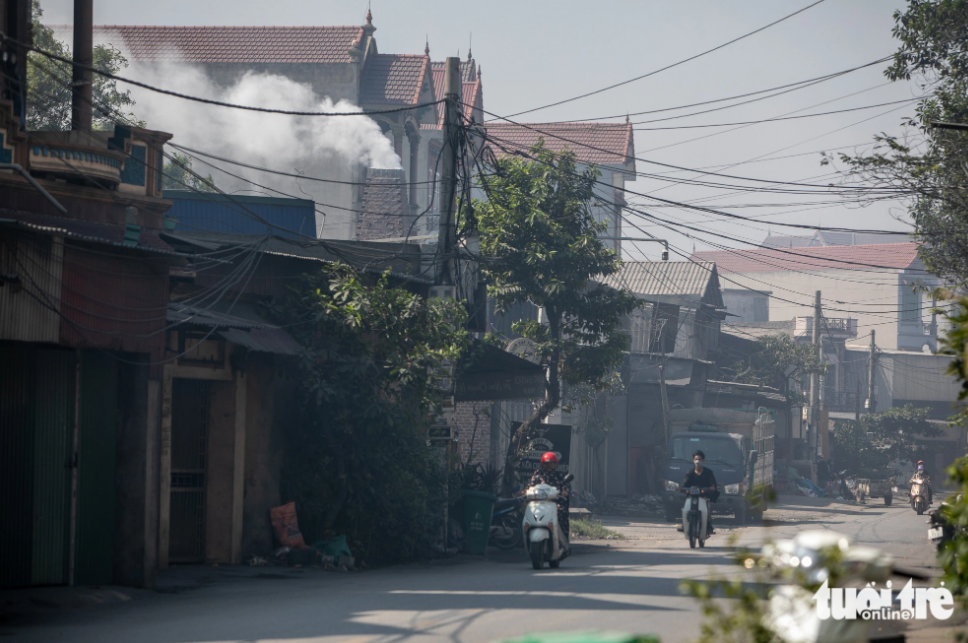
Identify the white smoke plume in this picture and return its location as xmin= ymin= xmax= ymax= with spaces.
xmin=125 ymin=63 xmax=403 ymax=238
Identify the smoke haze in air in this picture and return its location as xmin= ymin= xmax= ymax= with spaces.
xmin=126 ymin=63 xmax=403 ymax=238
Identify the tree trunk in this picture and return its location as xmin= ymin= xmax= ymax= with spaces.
xmin=502 ymin=311 xmax=561 ymax=493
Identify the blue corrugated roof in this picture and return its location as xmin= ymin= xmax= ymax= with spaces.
xmin=163 ymin=191 xmax=315 ymax=238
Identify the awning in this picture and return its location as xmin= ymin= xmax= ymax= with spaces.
xmin=166 ymin=302 xmax=302 ymax=356
xmin=455 ymin=340 xmax=545 ymax=402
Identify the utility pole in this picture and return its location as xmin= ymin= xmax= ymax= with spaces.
xmin=430 ymin=57 xmax=461 ymax=553
xmin=71 ymin=0 xmax=93 ymax=131
xmin=658 ymin=364 xmax=671 ymax=442
xmin=868 ymin=330 xmax=876 ymax=415
xmin=808 ymin=290 xmax=821 ymax=476
xmin=435 ymin=56 xmax=461 ymax=287
xmin=855 ymin=379 xmax=861 ymax=422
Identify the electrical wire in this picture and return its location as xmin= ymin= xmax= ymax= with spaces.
xmin=3 ymin=31 xmax=445 ymax=117
xmin=489 ymin=0 xmax=829 ymax=120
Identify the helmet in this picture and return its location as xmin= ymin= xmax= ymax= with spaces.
xmin=917 ymin=460 xmax=924 ymax=465
xmin=541 ymin=452 xmax=559 ymax=464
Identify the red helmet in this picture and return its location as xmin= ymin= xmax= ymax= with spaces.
xmin=541 ymin=452 xmax=559 ymax=464
xmin=917 ymin=460 xmax=924 ymax=465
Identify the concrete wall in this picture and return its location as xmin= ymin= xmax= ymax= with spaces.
xmin=723 ymin=289 xmax=770 ymax=323
xmin=606 ymin=395 xmax=628 ymax=496
xmin=241 ymin=355 xmax=292 ymax=558
xmin=455 ymin=402 xmax=494 ymax=467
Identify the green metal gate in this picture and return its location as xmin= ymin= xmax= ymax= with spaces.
xmin=0 ymin=343 xmax=75 ymax=588
xmin=169 ymin=378 xmax=211 ymax=563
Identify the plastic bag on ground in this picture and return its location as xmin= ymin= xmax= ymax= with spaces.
xmin=270 ymin=502 xmax=309 ymax=549
xmin=312 ymin=534 xmax=352 ymax=559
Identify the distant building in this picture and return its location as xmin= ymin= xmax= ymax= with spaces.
xmin=75 ymin=12 xmax=464 ymax=241
xmin=693 ymin=242 xmax=940 ymax=352
xmin=481 ymin=120 xmax=636 ymax=254
xmin=762 ymin=230 xmax=913 ymax=248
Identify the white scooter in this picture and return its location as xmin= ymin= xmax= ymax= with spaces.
xmin=523 ymin=473 xmax=573 ymax=569
xmin=682 ymin=486 xmax=712 ymax=548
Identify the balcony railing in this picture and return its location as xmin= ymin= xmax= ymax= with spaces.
xmin=826 ymin=390 xmax=860 ymax=413
xmin=794 ymin=316 xmax=858 ymax=338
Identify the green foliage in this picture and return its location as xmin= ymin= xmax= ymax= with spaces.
xmin=824 ymin=0 xmax=968 ymax=284
xmin=582 ymin=415 xmax=612 ymax=449
xmin=162 ymin=153 xmax=218 ymax=192
xmin=457 ymin=463 xmax=504 ymax=495
xmin=730 ymin=334 xmax=826 ymax=404
xmin=938 ymin=294 xmax=968 ymax=425
xmin=27 ymin=1 xmax=141 ymax=130
xmin=570 ymin=517 xmax=625 ymax=540
xmin=830 ymin=420 xmax=888 ymax=477
xmin=831 ymin=405 xmax=942 ymax=477
xmin=939 ymin=458 xmax=968 ymax=607
xmin=936 ymin=296 xmax=968 ymax=607
xmin=681 ymin=576 xmax=774 ymax=643
xmin=277 ymin=266 xmax=470 ymax=564
xmin=476 ymin=141 xmax=640 ymax=485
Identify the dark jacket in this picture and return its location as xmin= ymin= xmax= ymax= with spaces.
xmin=682 ymin=467 xmax=720 ymax=502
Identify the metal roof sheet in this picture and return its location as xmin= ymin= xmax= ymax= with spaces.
xmin=218 ymin=328 xmax=301 ymax=355
xmin=601 ymin=261 xmax=722 ymax=307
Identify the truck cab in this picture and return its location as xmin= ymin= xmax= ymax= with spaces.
xmin=660 ymin=431 xmax=750 ymax=521
xmin=659 ymin=409 xmax=775 ymax=524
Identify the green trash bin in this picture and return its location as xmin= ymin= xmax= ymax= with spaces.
xmin=461 ymin=490 xmax=497 ymax=555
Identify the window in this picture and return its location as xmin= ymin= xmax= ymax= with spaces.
xmin=668 ymin=435 xmax=744 ymax=468
xmin=900 ymin=286 xmax=920 ymax=322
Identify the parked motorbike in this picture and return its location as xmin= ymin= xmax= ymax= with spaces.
xmin=928 ymin=499 xmax=959 ymax=552
xmin=682 ymin=486 xmax=713 ymax=549
xmin=522 ymin=473 xmax=574 ymax=570
xmin=489 ymin=496 xmax=525 ymax=550
xmin=910 ymin=474 xmax=930 ymax=515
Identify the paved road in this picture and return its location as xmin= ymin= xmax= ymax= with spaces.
xmin=2 ymin=496 xmax=956 ymax=643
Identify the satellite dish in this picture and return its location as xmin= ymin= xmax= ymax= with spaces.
xmin=506 ymin=338 xmax=540 ymax=364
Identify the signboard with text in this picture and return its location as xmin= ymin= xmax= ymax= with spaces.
xmin=513 ymin=422 xmax=572 ymax=476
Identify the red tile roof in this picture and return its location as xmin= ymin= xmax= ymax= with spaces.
xmin=691 ymin=242 xmax=923 ymax=274
xmin=359 ymin=54 xmax=430 ymax=105
xmin=88 ymin=25 xmax=365 ymax=63
xmin=483 ymin=122 xmax=634 ymax=166
xmin=423 ymin=64 xmax=482 ymax=129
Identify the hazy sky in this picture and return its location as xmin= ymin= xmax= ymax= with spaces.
xmin=41 ymin=0 xmax=919 ymax=260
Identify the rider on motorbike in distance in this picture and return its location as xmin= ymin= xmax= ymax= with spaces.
xmin=911 ymin=460 xmax=932 ymax=503
xmin=681 ymin=450 xmax=720 ymax=536
xmin=522 ymin=452 xmax=572 ymax=548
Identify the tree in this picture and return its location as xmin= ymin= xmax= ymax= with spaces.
xmin=824 ymin=0 xmax=968 ymax=285
xmin=27 ymin=1 xmax=140 ymax=131
xmin=832 ymin=404 xmax=944 ymax=477
xmin=728 ymin=334 xmax=826 ymax=404
xmin=276 ymin=266 xmax=470 ymax=563
xmin=162 ymin=153 xmax=218 ymax=192
xmin=935 ymin=296 xmax=968 ymax=606
xmin=476 ymin=142 xmax=640 ymax=488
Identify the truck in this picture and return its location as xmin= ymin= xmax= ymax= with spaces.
xmin=659 ymin=407 xmax=775 ymax=524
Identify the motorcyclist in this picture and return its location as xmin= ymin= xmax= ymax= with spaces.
xmin=681 ymin=450 xmax=720 ymax=535
xmin=527 ymin=452 xmax=571 ymax=545
xmin=911 ymin=460 xmax=932 ymax=503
